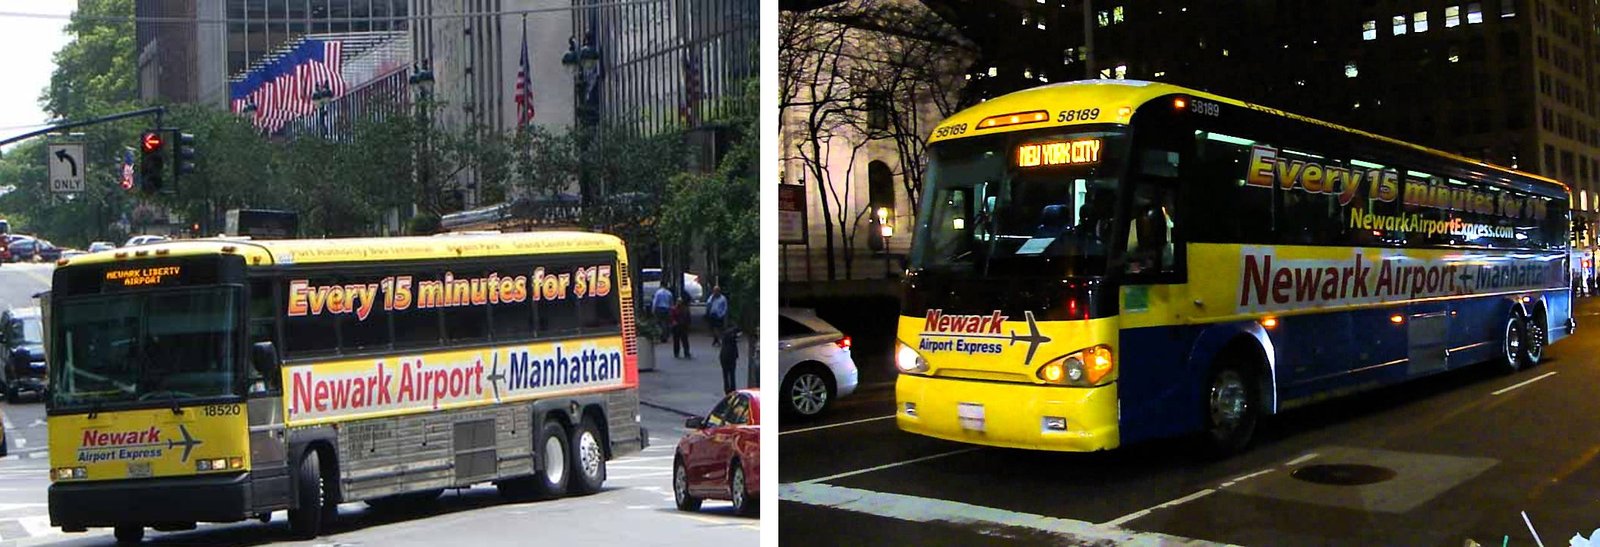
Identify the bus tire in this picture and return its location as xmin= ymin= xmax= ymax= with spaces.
xmin=113 ymin=524 xmax=144 ymax=544
xmin=1500 ymin=313 xmax=1527 ymax=373
xmin=1523 ymin=309 xmax=1547 ymax=366
xmin=673 ymin=456 xmax=701 ymax=511
xmin=531 ymin=420 xmax=570 ymax=499
xmin=288 ymin=451 xmax=329 ymax=539
xmin=1199 ymin=361 xmax=1258 ymax=458
xmin=568 ymin=415 xmax=606 ymax=496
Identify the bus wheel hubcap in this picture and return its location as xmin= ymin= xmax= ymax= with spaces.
xmin=545 ymin=437 xmax=565 ymax=484
xmin=1211 ymin=371 xmax=1247 ymax=432
xmin=1507 ymin=321 xmax=1522 ymax=361
xmin=579 ymin=431 xmax=602 ymax=479
xmin=793 ymin=374 xmax=827 ymax=415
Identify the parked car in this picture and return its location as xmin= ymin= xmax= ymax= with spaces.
xmin=778 ymin=308 xmax=859 ymax=418
xmin=87 ymin=241 xmax=116 ymax=253
xmin=7 ymin=237 xmax=60 ymax=263
xmin=59 ymin=249 xmax=86 ymax=259
xmin=0 ymin=307 xmax=47 ymax=402
xmin=123 ymin=234 xmax=168 ymax=247
xmin=640 ymin=268 xmax=705 ymax=302
xmin=674 ymin=389 xmax=759 ymax=516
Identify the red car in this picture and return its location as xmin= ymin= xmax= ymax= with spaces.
xmin=674 ymin=388 xmax=760 ymax=516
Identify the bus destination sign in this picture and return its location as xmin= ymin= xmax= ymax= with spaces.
xmin=103 ymin=265 xmax=183 ymax=288
xmin=1017 ymin=138 xmax=1102 ymax=168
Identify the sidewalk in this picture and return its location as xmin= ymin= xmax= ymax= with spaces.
xmin=637 ymin=327 xmax=742 ymax=419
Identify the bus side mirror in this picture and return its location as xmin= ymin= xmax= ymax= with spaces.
xmin=251 ymin=341 xmax=281 ymax=379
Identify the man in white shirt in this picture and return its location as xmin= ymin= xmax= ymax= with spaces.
xmin=652 ymin=285 xmax=674 ymax=342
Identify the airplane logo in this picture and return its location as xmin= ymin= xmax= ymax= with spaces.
xmin=167 ymin=424 xmax=203 ymax=462
xmin=486 ymin=353 xmax=507 ymax=403
xmin=1007 ymin=311 xmax=1052 ymax=366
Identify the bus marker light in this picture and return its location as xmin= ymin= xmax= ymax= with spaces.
xmin=1118 ymin=106 xmax=1133 ymax=118
xmin=1173 ymin=97 xmax=1188 ymax=110
xmin=977 ymin=110 xmax=1049 ymax=130
xmin=904 ymin=402 xmax=917 ymax=416
xmin=1043 ymin=416 xmax=1067 ymax=431
xmin=155 ymin=248 xmax=170 ymax=255
xmin=1084 ymin=346 xmax=1114 ymax=384
xmin=134 ymin=250 xmax=149 ymax=257
xmin=1390 ymin=314 xmax=1405 ymax=324
xmin=1261 ymin=317 xmax=1279 ymax=329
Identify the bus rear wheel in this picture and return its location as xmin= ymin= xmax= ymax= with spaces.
xmin=1199 ymin=362 xmax=1258 ymax=458
xmin=568 ymin=416 xmax=606 ymax=496
xmin=1523 ymin=311 xmax=1547 ymax=366
xmin=1500 ymin=314 xmax=1527 ymax=373
xmin=113 ymin=524 xmax=144 ymax=544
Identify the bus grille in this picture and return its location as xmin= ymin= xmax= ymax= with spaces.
xmin=618 ymin=261 xmax=637 ymax=357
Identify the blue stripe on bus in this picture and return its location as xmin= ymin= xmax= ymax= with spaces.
xmin=1115 ymin=288 xmax=1570 ymax=445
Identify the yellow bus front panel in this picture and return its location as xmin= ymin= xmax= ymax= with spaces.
xmin=897 ymin=374 xmax=1119 ymax=451
xmin=48 ymin=404 xmax=250 ymax=482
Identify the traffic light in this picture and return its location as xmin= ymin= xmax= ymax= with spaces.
xmin=138 ymin=131 xmax=165 ymax=194
xmin=173 ymin=130 xmax=195 ymax=179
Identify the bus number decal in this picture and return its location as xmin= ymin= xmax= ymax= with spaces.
xmin=202 ymin=404 xmax=242 ymax=417
xmin=1191 ymin=99 xmax=1221 ymax=117
xmin=934 ymin=123 xmax=968 ymax=138
xmin=1056 ymin=108 xmax=1101 ymax=123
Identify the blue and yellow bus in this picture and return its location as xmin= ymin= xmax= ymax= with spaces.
xmin=895 ymin=80 xmax=1572 ymax=455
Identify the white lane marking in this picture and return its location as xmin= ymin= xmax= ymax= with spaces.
xmin=14 ymin=438 xmax=24 ymax=449
xmin=608 ymin=471 xmax=673 ymax=480
xmin=627 ymin=505 xmax=654 ymax=509
xmin=27 ymin=452 xmax=45 ymax=459
xmin=19 ymin=515 xmax=59 ymax=539
xmin=800 ymin=447 xmax=981 ymax=484
xmin=611 ymin=455 xmax=675 ymax=462
xmin=1523 ymin=510 xmax=1546 ymax=547
xmin=1492 ymin=371 xmax=1559 ymax=396
xmin=781 ymin=482 xmax=1232 ymax=545
xmin=27 ymin=419 xmax=42 ymax=428
xmin=1219 ymin=469 xmax=1275 ymax=488
xmin=608 ymin=465 xmax=670 ymax=470
xmin=1103 ymin=489 xmax=1216 ymax=527
xmin=781 ymin=415 xmax=897 ymax=436
xmin=1285 ymin=453 xmax=1319 ymax=467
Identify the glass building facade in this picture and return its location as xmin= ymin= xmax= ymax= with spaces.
xmin=225 ymin=0 xmax=411 ymax=77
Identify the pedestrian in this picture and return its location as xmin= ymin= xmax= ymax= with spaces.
xmin=671 ymin=296 xmax=692 ymax=359
xmin=719 ymin=327 xmax=740 ymax=394
xmin=706 ymin=286 xmax=728 ymax=346
xmin=652 ymin=284 xmax=673 ymax=343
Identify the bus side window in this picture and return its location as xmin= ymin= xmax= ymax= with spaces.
xmin=441 ymin=269 xmax=490 ymax=344
xmin=283 ymin=276 xmax=339 ymax=356
xmin=1189 ymin=132 xmax=1273 ymax=244
xmin=1124 ymin=180 xmax=1178 ymax=275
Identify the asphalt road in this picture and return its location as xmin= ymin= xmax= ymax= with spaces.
xmin=0 ymin=264 xmax=758 ymax=546
xmin=780 ymin=297 xmax=1600 ymax=546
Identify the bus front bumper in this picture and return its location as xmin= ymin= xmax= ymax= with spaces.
xmin=50 ymin=472 xmax=252 ymax=529
xmin=896 ymin=374 xmax=1119 ymax=452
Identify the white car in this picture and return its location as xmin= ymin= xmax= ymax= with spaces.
xmin=87 ymin=241 xmax=116 ymax=253
xmin=640 ymin=268 xmax=705 ymax=302
xmin=123 ymin=235 xmax=168 ymax=247
xmin=778 ymin=308 xmax=859 ymax=417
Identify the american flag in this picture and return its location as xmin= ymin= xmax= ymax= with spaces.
xmin=230 ymin=40 xmax=347 ymax=134
xmin=681 ymin=49 xmax=702 ymax=128
xmin=514 ymin=19 xmax=536 ymax=127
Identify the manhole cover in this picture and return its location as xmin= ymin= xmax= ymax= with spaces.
xmin=1290 ymin=463 xmax=1397 ymax=486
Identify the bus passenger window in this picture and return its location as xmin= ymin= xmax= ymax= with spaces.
xmin=442 ymin=303 xmax=489 ymax=343
xmin=491 ymin=297 xmax=534 ymax=341
xmin=393 ymin=306 xmax=442 ymax=349
xmin=538 ymin=297 xmax=580 ymax=335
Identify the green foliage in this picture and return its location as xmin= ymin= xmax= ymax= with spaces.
xmin=43 ymin=0 xmax=137 ymax=121
xmin=660 ymin=79 xmax=759 ymax=329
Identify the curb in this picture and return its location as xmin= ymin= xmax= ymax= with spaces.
xmin=640 ymin=400 xmax=700 ymax=418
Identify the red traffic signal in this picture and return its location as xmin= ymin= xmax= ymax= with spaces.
xmin=141 ymin=131 xmax=163 ymax=153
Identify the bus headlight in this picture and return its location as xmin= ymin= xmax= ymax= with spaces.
xmin=197 ymin=457 xmax=245 ymax=472
xmin=1037 ymin=345 xmax=1115 ymax=386
xmin=53 ymin=467 xmax=86 ymax=480
xmin=895 ymin=342 xmax=929 ymax=373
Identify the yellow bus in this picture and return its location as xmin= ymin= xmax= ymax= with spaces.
xmin=896 ymin=80 xmax=1572 ymax=455
xmin=47 ymin=232 xmax=646 ymax=541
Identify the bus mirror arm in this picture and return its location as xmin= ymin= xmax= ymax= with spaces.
xmin=251 ymin=341 xmax=281 ymax=380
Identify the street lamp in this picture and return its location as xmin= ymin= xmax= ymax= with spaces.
xmin=409 ymin=61 xmax=437 ymax=222
xmin=561 ymin=33 xmax=604 ymax=207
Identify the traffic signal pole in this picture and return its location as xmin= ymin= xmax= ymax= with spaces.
xmin=0 ymin=106 xmax=166 ymax=153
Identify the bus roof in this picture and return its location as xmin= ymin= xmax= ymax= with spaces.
xmin=929 ymin=79 xmax=1568 ymax=195
xmin=61 ymin=231 xmax=625 ymax=268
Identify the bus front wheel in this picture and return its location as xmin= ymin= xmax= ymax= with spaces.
xmin=288 ymin=451 xmax=330 ymax=538
xmin=1199 ymin=362 xmax=1258 ymax=458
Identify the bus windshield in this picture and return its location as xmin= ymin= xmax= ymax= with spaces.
xmin=911 ymin=127 xmax=1129 ymax=278
xmin=50 ymin=287 xmax=240 ymax=411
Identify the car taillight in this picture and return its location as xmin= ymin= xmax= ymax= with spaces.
xmin=835 ymin=337 xmax=852 ymax=350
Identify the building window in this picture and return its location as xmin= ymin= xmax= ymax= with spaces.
xmin=1114 ymin=64 xmax=1127 ymax=79
xmin=1097 ymin=10 xmax=1110 ymax=27
xmin=1393 ymin=15 xmax=1408 ymax=35
xmin=988 ymin=66 xmax=998 ymax=77
xmin=1501 ymin=0 xmax=1515 ymax=17
xmin=1345 ymin=61 xmax=1359 ymax=78
xmin=1414 ymin=11 xmax=1429 ymax=32
xmin=1363 ymin=20 xmax=1377 ymax=40
xmin=1448 ymin=47 xmax=1461 ymax=62
xmin=1467 ymin=2 xmax=1483 ymax=23
xmin=1545 ymin=145 xmax=1557 ymax=176
xmin=1446 ymin=6 xmax=1461 ymax=27
xmin=1113 ymin=6 xmax=1124 ymax=24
